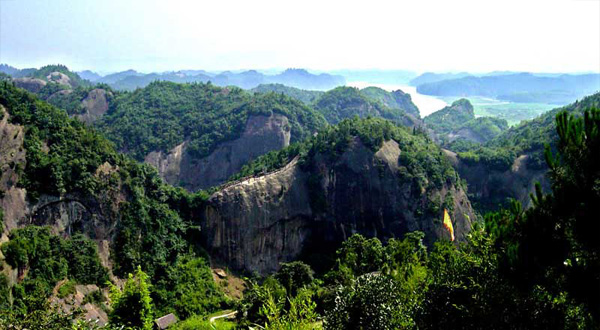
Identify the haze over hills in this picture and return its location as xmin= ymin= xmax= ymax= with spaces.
xmin=415 ymin=72 xmax=600 ymax=105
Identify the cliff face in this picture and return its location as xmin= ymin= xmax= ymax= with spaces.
xmin=75 ymin=89 xmax=111 ymax=124
xmin=145 ymin=113 xmax=292 ymax=191
xmin=443 ymin=149 xmax=549 ymax=209
xmin=0 ymin=106 xmax=27 ymax=236
xmin=0 ymin=106 xmax=121 ymax=255
xmin=12 ymin=77 xmax=47 ymax=93
xmin=203 ymin=138 xmax=476 ymax=274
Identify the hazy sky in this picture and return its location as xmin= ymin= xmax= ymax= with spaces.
xmin=1 ymin=0 xmax=599 ymax=73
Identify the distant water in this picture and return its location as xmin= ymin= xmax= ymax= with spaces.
xmin=347 ymin=81 xmax=448 ymax=117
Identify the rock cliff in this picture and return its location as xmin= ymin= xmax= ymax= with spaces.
xmin=145 ymin=113 xmax=292 ymax=191
xmin=75 ymin=88 xmax=111 ymax=124
xmin=443 ymin=149 xmax=548 ymax=210
xmin=203 ymin=138 xmax=476 ymax=274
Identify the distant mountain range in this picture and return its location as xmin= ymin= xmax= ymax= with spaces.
xmin=76 ymin=68 xmax=346 ymax=91
xmin=410 ymin=71 xmax=600 ymax=105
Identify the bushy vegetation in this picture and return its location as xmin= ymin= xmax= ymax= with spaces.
xmin=97 ymin=81 xmax=326 ymax=160
xmin=232 ymin=107 xmax=600 ymax=330
xmin=251 ymin=83 xmax=324 ymax=104
xmin=0 ymin=81 xmax=117 ymax=199
xmin=231 ymin=117 xmax=457 ymax=194
xmin=359 ymin=86 xmax=420 ymax=118
xmin=1 ymin=78 xmax=598 ymax=329
xmin=0 ymin=226 xmax=108 ymax=320
xmin=109 ymin=266 xmax=155 ymax=330
xmin=28 ymin=64 xmax=90 ymax=88
xmin=312 ymin=86 xmax=412 ymax=125
xmin=0 ymin=82 xmax=227 ymax=325
xmin=424 ymin=98 xmax=475 ymax=134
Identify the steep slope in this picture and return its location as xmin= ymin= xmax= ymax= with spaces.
xmin=424 ymin=99 xmax=475 ymax=134
xmin=425 ymin=99 xmax=508 ymax=144
xmin=359 ymin=86 xmax=420 ymax=118
xmin=448 ymin=92 xmax=600 ymax=211
xmin=313 ymin=86 xmax=421 ymax=127
xmin=0 ymin=83 xmax=234 ymax=323
xmin=97 ymin=81 xmax=327 ymax=190
xmin=202 ymin=118 xmax=476 ymax=274
xmin=8 ymin=65 xmax=111 ymax=124
xmin=0 ymin=81 xmax=193 ymax=279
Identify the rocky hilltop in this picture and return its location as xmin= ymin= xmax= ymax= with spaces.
xmin=425 ymin=99 xmax=508 ymax=144
xmin=202 ymin=118 xmax=476 ymax=274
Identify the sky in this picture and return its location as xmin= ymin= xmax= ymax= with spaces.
xmin=1 ymin=0 xmax=599 ymax=74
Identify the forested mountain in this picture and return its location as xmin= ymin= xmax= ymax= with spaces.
xmin=0 ymin=82 xmax=219 ymax=326
xmin=424 ymin=98 xmax=508 ymax=144
xmin=0 ymin=76 xmax=599 ymax=329
xmin=2 ymin=65 xmax=425 ymax=192
xmin=312 ymin=86 xmax=420 ymax=127
xmin=206 ymin=116 xmax=475 ymax=274
xmin=96 ymin=81 xmax=327 ymax=190
xmin=445 ymin=92 xmax=600 ymax=211
xmin=359 ymin=86 xmax=421 ymax=118
xmin=90 ymin=68 xmax=346 ymax=91
xmin=251 ymin=83 xmax=324 ymax=104
xmin=417 ymin=72 xmax=600 ymax=104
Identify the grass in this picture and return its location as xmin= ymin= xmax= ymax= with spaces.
xmin=171 ymin=314 xmax=236 ymax=330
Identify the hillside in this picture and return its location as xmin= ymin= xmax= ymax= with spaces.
xmin=251 ymin=83 xmax=324 ymax=104
xmin=359 ymin=86 xmax=421 ymax=118
xmin=1 ymin=79 xmax=598 ymax=330
xmin=206 ymin=117 xmax=475 ymax=274
xmin=0 ymin=82 xmax=215 ymax=324
xmin=424 ymin=99 xmax=508 ymax=143
xmin=312 ymin=86 xmax=420 ymax=127
xmin=447 ymin=92 xmax=600 ymax=210
xmin=97 ymin=81 xmax=327 ymax=190
xmin=4 ymin=65 xmax=114 ymax=125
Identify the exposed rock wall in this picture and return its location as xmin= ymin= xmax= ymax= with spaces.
xmin=75 ymin=89 xmax=111 ymax=124
xmin=0 ymin=106 xmax=27 ymax=236
xmin=203 ymin=139 xmax=476 ymax=274
xmin=12 ymin=77 xmax=47 ymax=93
xmin=145 ymin=113 xmax=292 ymax=191
xmin=0 ymin=108 xmax=121 ymax=241
xmin=443 ymin=149 xmax=549 ymax=209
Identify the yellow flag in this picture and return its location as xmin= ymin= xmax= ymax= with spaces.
xmin=443 ymin=209 xmax=455 ymax=241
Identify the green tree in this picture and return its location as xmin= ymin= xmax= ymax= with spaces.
xmin=324 ymin=273 xmax=402 ymax=330
xmin=109 ymin=266 xmax=154 ymax=330
xmin=274 ymin=261 xmax=314 ymax=296
xmin=487 ymin=108 xmax=600 ymax=323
